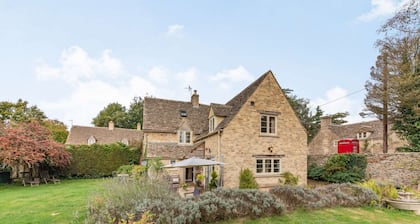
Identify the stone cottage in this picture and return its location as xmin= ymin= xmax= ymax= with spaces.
xmin=143 ymin=71 xmax=307 ymax=189
xmin=308 ymin=116 xmax=407 ymax=155
xmin=66 ymin=121 xmax=143 ymax=145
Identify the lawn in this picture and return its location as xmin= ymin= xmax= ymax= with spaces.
xmin=0 ymin=178 xmax=103 ymax=224
xmin=1 ymin=179 xmax=420 ymax=224
xmin=217 ymin=207 xmax=420 ymax=224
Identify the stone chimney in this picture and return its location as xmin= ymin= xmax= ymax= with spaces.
xmin=191 ymin=90 xmax=199 ymax=108
xmin=108 ymin=120 xmax=114 ymax=130
xmin=320 ymin=116 xmax=332 ymax=129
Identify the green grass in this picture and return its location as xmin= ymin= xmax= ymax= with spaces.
xmin=1 ymin=179 xmax=420 ymax=224
xmin=216 ymin=207 xmax=420 ymax=224
xmin=0 ymin=179 xmax=103 ymax=224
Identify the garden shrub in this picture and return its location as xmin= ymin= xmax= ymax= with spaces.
xmin=279 ymin=171 xmax=299 ymax=185
xmin=209 ymin=170 xmax=218 ymax=190
xmin=270 ymin=183 xmax=378 ymax=211
xmin=239 ymin=168 xmax=258 ymax=189
xmin=87 ymin=177 xmax=283 ymax=224
xmin=307 ymin=154 xmax=367 ymax=183
xmin=198 ymin=188 xmax=284 ymax=222
xmin=358 ymin=179 xmax=398 ymax=205
xmin=65 ymin=143 xmax=140 ymax=178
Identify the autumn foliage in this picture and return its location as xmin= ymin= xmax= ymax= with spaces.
xmin=0 ymin=121 xmax=71 ymax=169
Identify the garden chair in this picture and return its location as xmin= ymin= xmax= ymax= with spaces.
xmin=30 ymin=178 xmax=40 ymax=187
xmin=40 ymin=170 xmax=60 ymax=184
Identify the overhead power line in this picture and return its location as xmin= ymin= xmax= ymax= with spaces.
xmin=318 ymin=88 xmax=365 ymax=107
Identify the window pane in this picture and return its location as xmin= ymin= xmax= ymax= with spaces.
xmin=186 ymin=132 xmax=191 ymax=143
xmin=273 ymin=159 xmax=280 ymax=172
xmin=179 ymin=131 xmax=184 ymax=143
xmin=256 ymin=159 xmax=263 ymax=173
xmin=261 ymin=116 xmax=267 ymax=133
xmin=265 ymin=159 xmax=272 ymax=172
xmin=269 ymin=116 xmax=276 ymax=133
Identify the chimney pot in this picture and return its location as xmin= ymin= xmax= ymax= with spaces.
xmin=108 ymin=121 xmax=114 ymax=130
xmin=191 ymin=90 xmax=199 ymax=108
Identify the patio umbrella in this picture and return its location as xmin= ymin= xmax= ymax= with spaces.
xmin=162 ymin=157 xmax=224 ymax=168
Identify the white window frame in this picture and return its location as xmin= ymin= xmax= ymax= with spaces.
xmin=260 ymin=114 xmax=277 ymax=135
xmin=178 ymin=130 xmax=192 ymax=144
xmin=256 ymin=158 xmax=281 ymax=174
xmin=209 ymin=116 xmax=215 ymax=133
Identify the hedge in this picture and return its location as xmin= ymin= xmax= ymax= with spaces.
xmin=65 ymin=143 xmax=141 ymax=178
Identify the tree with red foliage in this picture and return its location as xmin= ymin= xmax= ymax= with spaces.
xmin=0 ymin=121 xmax=71 ymax=172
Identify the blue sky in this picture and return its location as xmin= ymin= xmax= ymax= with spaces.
xmin=0 ymin=0 xmax=409 ymax=127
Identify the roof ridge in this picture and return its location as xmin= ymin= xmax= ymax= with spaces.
xmin=145 ymin=96 xmax=210 ymax=107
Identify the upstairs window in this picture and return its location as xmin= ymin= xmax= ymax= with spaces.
xmin=260 ymin=114 xmax=276 ymax=135
xmin=209 ymin=116 xmax=215 ymax=132
xmin=179 ymin=131 xmax=192 ymax=144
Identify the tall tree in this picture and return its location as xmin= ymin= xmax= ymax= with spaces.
xmin=330 ymin=112 xmax=350 ymax=125
xmin=371 ymin=0 xmax=420 ymax=151
xmin=92 ymin=103 xmax=128 ymax=128
xmin=0 ymin=121 xmax=71 ymax=174
xmin=364 ymin=50 xmax=396 ymax=153
xmin=42 ymin=119 xmax=69 ymax=143
xmin=0 ymin=99 xmax=46 ymax=124
xmin=283 ymin=89 xmax=323 ymax=142
xmin=126 ymin=96 xmax=144 ymax=129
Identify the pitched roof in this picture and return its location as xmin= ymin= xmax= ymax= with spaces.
xmin=146 ymin=142 xmax=204 ymax=159
xmin=65 ymin=125 xmax=143 ymax=145
xmin=210 ymin=103 xmax=232 ymax=117
xmin=215 ymin=70 xmax=272 ymax=131
xmin=142 ymin=97 xmax=210 ymax=134
xmin=330 ymin=120 xmax=383 ymax=139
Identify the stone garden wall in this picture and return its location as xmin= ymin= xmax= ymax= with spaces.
xmin=308 ymin=153 xmax=420 ymax=186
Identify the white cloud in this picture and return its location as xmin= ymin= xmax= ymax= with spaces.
xmin=35 ymin=46 xmax=125 ymax=83
xmin=311 ymin=87 xmax=366 ymax=124
xmin=148 ymin=66 xmax=169 ymax=83
xmin=357 ymin=0 xmax=409 ymax=22
xmin=35 ymin=46 xmax=157 ymax=126
xmin=210 ymin=65 xmax=253 ymax=82
xmin=166 ymin=24 xmax=184 ymax=36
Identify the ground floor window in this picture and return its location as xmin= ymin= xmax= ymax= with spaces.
xmin=256 ymin=158 xmax=281 ymax=174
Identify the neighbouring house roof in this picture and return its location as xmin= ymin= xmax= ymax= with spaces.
xmin=210 ymin=103 xmax=232 ymax=117
xmin=214 ymin=70 xmax=272 ymax=131
xmin=65 ymin=125 xmax=143 ymax=145
xmin=330 ymin=120 xmax=383 ymax=139
xmin=146 ymin=142 xmax=204 ymax=159
xmin=142 ymin=98 xmax=210 ymax=134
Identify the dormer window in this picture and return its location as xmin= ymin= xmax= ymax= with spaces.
xmin=121 ymin=138 xmax=129 ymax=145
xmin=209 ymin=116 xmax=215 ymax=132
xmin=357 ymin=132 xmax=370 ymax=139
xmin=179 ymin=130 xmax=192 ymax=144
xmin=87 ymin=136 xmax=96 ymax=145
xmin=180 ymin=110 xmax=187 ymax=117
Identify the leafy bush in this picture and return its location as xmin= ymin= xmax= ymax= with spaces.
xmin=117 ymin=164 xmax=134 ymax=174
xmin=279 ymin=171 xmax=299 ymax=185
xmin=87 ymin=177 xmax=283 ymax=223
xmin=358 ymin=179 xmax=398 ymax=205
xmin=209 ymin=170 xmax=218 ymax=190
xmin=239 ymin=168 xmax=258 ymax=189
xmin=198 ymin=188 xmax=284 ymax=222
xmin=65 ymin=143 xmax=141 ymax=178
xmin=270 ymin=183 xmax=378 ymax=211
xmin=307 ymin=163 xmax=324 ymax=180
xmin=307 ymin=154 xmax=367 ymax=183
